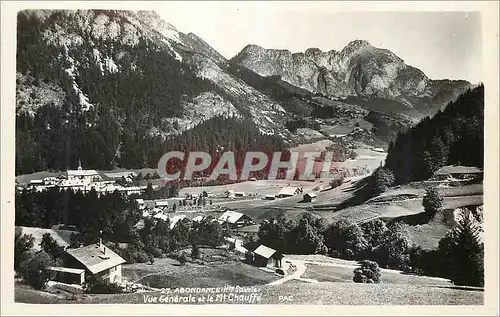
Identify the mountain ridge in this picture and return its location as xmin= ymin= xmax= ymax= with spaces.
xmin=231 ymin=40 xmax=473 ymax=116
xmin=15 ymin=9 xmax=476 ymax=174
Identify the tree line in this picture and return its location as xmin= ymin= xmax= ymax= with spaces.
xmin=252 ymin=209 xmax=483 ymax=286
xmin=384 ymin=85 xmax=484 ymax=184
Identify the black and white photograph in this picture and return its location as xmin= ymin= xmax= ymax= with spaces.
xmin=1 ymin=1 xmax=498 ymax=314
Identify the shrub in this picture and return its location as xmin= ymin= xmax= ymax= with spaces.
xmin=358 ymin=260 xmax=381 ymax=283
xmin=85 ymin=276 xmax=123 ymax=294
xmin=14 ymin=229 xmax=34 ymax=270
xmin=422 ymin=187 xmax=443 ymax=217
xmin=19 ymin=251 xmax=55 ymax=290
xmin=353 ymin=268 xmax=367 ymax=283
xmin=353 ymin=260 xmax=381 ymax=283
xmin=40 ymin=233 xmax=64 ymax=259
xmin=191 ymin=244 xmax=200 ymax=259
xmin=178 ymin=252 xmax=187 ymax=265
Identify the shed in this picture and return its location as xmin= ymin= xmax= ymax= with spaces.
xmin=303 ymin=192 xmax=317 ymax=203
xmin=252 ymin=245 xmax=283 ymax=269
xmin=47 ymin=266 xmax=85 ymax=285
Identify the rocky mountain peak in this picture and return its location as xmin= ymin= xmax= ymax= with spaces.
xmin=304 ymin=47 xmax=323 ymax=56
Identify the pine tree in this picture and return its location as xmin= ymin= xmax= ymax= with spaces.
xmin=438 ymin=210 xmax=483 ymax=286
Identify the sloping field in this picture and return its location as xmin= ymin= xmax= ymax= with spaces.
xmin=324 ymin=194 xmax=483 ymax=224
xmin=302 ymin=264 xmax=451 ymax=285
xmin=121 ymin=248 xmax=279 ymax=290
xmin=179 ymin=180 xmax=318 ymax=198
xmin=16 ymin=226 xmax=77 ymax=250
xmin=284 ymin=254 xmax=451 ymax=285
xmin=258 ymin=282 xmax=483 ymax=305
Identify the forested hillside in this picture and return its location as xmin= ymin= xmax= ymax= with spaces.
xmin=15 ymin=11 xmax=287 ymax=174
xmin=385 ymin=85 xmax=484 ymax=184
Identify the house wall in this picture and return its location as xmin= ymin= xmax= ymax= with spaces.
xmin=108 ymin=264 xmax=122 ymax=283
xmin=253 ymin=255 xmax=268 ymax=267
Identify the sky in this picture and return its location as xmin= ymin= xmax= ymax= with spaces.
xmin=156 ymin=3 xmax=483 ymax=83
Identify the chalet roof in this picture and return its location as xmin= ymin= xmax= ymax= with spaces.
xmin=253 ymin=245 xmax=276 ymax=259
xmin=192 ymin=215 xmax=205 ymax=222
xmin=155 ymin=200 xmax=169 ymax=207
xmin=218 ymin=210 xmax=246 ymax=224
xmin=304 ymin=192 xmax=317 ymax=198
xmin=434 ymin=165 xmax=483 ymax=175
xmin=169 ymin=215 xmax=188 ymax=229
xmin=67 ymin=170 xmax=99 ymax=177
xmin=66 ymin=244 xmax=125 ymax=274
xmin=278 ymin=186 xmax=298 ymax=196
xmin=102 ymin=171 xmax=138 ymax=179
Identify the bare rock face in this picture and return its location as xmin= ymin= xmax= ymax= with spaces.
xmin=231 ymin=40 xmax=463 ymax=108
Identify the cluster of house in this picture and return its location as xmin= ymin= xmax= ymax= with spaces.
xmin=25 ymin=161 xmax=148 ymax=196
xmin=46 ymin=232 xmax=284 ymax=291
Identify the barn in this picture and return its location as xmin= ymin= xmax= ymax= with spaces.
xmin=252 ymin=245 xmax=283 ymax=269
xmin=218 ymin=210 xmax=254 ymax=228
xmin=277 ymin=186 xmax=299 ymax=198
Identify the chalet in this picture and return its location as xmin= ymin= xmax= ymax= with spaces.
xmin=303 ymin=192 xmax=317 ymax=203
xmin=43 ymin=177 xmax=59 ymax=185
xmin=225 ymin=237 xmax=248 ymax=256
xmin=251 ymin=245 xmax=283 ymax=269
xmin=277 ymin=186 xmax=299 ymax=198
xmin=135 ymin=199 xmax=145 ymax=209
xmin=264 ymin=194 xmax=276 ymax=200
xmin=433 ymin=165 xmax=483 ymax=181
xmin=117 ymin=186 xmax=141 ymax=196
xmin=169 ymin=215 xmax=188 ymax=229
xmin=58 ymin=240 xmax=126 ymax=285
xmin=218 ymin=210 xmax=253 ymax=228
xmin=28 ymin=179 xmax=43 ymax=187
xmin=155 ymin=200 xmax=169 ymax=209
xmin=234 ymin=191 xmax=246 ymax=197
